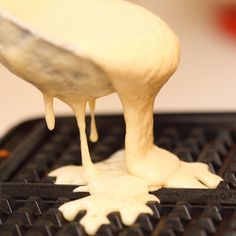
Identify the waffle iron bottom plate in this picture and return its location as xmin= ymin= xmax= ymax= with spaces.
xmin=1 ymin=113 xmax=236 ymax=235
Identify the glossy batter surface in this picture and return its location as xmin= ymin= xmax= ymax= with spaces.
xmin=0 ymin=0 xmax=223 ymax=234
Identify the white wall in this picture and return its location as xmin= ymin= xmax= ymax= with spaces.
xmin=1 ymin=0 xmax=236 ymax=136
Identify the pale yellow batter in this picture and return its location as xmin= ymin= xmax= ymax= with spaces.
xmin=0 ymin=0 xmax=223 ymax=234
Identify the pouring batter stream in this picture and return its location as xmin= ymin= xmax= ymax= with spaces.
xmin=0 ymin=0 xmax=222 ymax=234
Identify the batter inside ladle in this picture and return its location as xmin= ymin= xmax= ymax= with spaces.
xmin=0 ymin=0 xmax=223 ymax=234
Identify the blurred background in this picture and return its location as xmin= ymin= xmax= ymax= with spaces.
xmin=1 ymin=0 xmax=236 ymax=136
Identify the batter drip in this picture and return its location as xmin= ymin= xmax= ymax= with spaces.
xmin=0 ymin=0 xmax=223 ymax=234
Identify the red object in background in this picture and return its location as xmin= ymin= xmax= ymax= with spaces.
xmin=218 ymin=4 xmax=236 ymax=39
xmin=0 ymin=149 xmax=10 ymax=158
